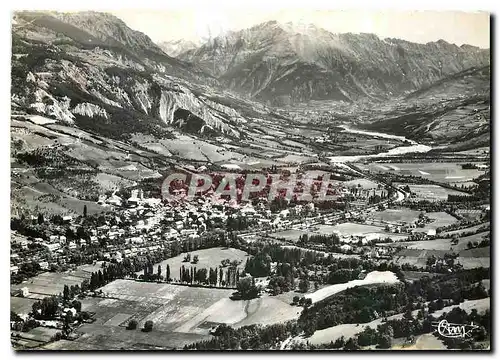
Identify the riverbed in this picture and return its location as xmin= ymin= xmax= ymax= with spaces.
xmin=329 ymin=125 xmax=432 ymax=163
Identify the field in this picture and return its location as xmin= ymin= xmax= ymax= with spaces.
xmin=393 ymin=249 xmax=449 ymax=267
xmin=441 ymin=223 xmax=490 ymax=237
xmin=405 ymin=184 xmax=470 ymax=202
xmin=355 ymin=162 xmax=486 ymax=184
xmin=391 ymin=235 xmax=490 ymax=269
xmin=431 ymin=297 xmax=490 ymax=317
xmin=414 ymin=212 xmax=458 ymax=232
xmin=11 ymin=271 xmax=90 ymax=300
xmin=12 ymin=326 xmax=62 ymax=349
xmin=457 ymin=247 xmax=490 ymax=269
xmin=314 ymin=223 xmax=407 ymax=241
xmin=389 ymin=231 xmax=489 ymax=252
xmin=11 ymin=171 xmax=108 ymax=217
xmin=366 ymin=208 xmax=420 ymax=224
xmin=281 ymin=245 xmax=361 ymax=260
xmin=270 ymin=229 xmax=309 ymax=242
xmin=11 ymin=296 xmax=37 ymax=315
xmin=140 ymin=247 xmax=250 ymax=278
xmin=270 ymin=224 xmax=406 ymax=242
xmin=305 ymin=271 xmax=399 ymax=304
xmin=343 ymin=179 xmax=379 ymax=189
xmin=455 ymin=209 xmax=485 ymax=221
xmin=42 ymin=279 xmax=301 ymax=349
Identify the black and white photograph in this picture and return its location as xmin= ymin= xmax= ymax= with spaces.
xmin=8 ymin=3 xmax=492 ymax=351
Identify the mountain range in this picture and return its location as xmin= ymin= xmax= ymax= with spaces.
xmin=178 ymin=20 xmax=489 ymax=105
xmin=10 ymin=11 xmax=491 ymax=217
xmin=11 ymin=11 xmax=280 ymax=140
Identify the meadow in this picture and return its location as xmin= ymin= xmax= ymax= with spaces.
xmin=406 ymin=184 xmax=471 ymax=202
xmin=140 ymin=247 xmax=250 ymax=278
xmin=355 ymin=162 xmax=486 ymax=183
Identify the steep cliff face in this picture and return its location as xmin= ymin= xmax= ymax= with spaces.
xmin=180 ymin=21 xmax=490 ymax=105
xmin=11 ymin=11 xmax=269 ymax=140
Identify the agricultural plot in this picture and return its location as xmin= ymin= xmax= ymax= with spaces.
xmin=277 ymin=154 xmax=317 ymax=164
xmin=406 ymin=184 xmax=470 ymax=202
xmin=390 ymin=231 xmax=490 ymax=252
xmin=314 ymin=223 xmax=406 ymax=241
xmin=455 ymin=209 xmax=485 ymax=221
xmin=393 ymin=242 xmax=490 ymax=269
xmin=270 ymin=229 xmax=309 ymax=242
xmin=355 ymin=162 xmax=486 ymax=183
xmin=141 ymin=247 xmax=249 ymax=279
xmin=11 ymin=271 xmax=89 ymax=300
xmin=12 ymin=327 xmax=61 ymax=349
xmin=413 ymin=212 xmax=458 ymax=232
xmin=317 ymin=223 xmax=384 ymax=236
xmin=62 ymin=279 xmax=301 ymax=349
xmin=280 ymin=245 xmax=361 ymax=260
xmin=343 ymin=179 xmax=379 ymax=189
xmin=367 ymin=208 xmax=420 ymax=224
xmin=400 ymin=271 xmax=443 ymax=281
xmin=11 ymin=296 xmax=37 ymax=315
xmin=11 ymin=175 xmax=107 ymax=216
xmin=392 ymin=249 xmax=449 ymax=268
xmin=431 ymin=298 xmax=490 ymax=318
xmin=440 ymin=223 xmax=490 ymax=237
xmin=44 ymin=324 xmax=208 ymax=350
xmin=457 ymin=247 xmax=490 ymax=269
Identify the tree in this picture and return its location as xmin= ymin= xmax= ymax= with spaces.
xmin=344 ymin=337 xmax=360 ymax=350
xmin=37 ymin=213 xmax=44 ymax=224
xmin=127 ymin=319 xmax=138 ymax=330
xmin=166 ymin=264 xmax=171 ymax=282
xmin=11 ymin=311 xmax=23 ymax=322
xmin=378 ymin=335 xmax=391 ymax=349
xmin=143 ymin=320 xmax=154 ymax=332
xmin=71 ymin=300 xmax=82 ymax=312
xmin=33 ymin=296 xmax=59 ymax=319
xmin=63 ymin=285 xmax=70 ymax=301
xmin=299 ymin=279 xmax=310 ymax=293
xmin=192 ymin=255 xmax=199 ymax=264
xmin=236 ymin=277 xmax=259 ymax=299
xmin=292 ymin=296 xmax=300 ymax=305
xmin=157 ymin=265 xmax=162 ymax=279
xmin=83 ymin=205 xmax=87 ymax=217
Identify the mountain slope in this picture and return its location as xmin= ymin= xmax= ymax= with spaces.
xmin=359 ymin=65 xmax=490 ymax=147
xmin=11 ymin=12 xmax=313 ymax=216
xmin=180 ymin=21 xmax=490 ymax=105
xmin=11 ymin=11 xmax=290 ymax=140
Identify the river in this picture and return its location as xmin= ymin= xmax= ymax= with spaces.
xmin=329 ymin=125 xmax=432 ymax=163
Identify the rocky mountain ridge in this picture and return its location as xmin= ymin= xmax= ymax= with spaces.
xmin=11 ymin=11 xmax=284 ymax=140
xmin=179 ymin=20 xmax=490 ymax=105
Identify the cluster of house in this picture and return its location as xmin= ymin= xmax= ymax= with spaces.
xmin=11 ymin=187 xmax=324 ymax=274
xmin=383 ymin=216 xmax=436 ymax=236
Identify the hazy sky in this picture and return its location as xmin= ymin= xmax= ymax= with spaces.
xmin=111 ymin=9 xmax=490 ymax=48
